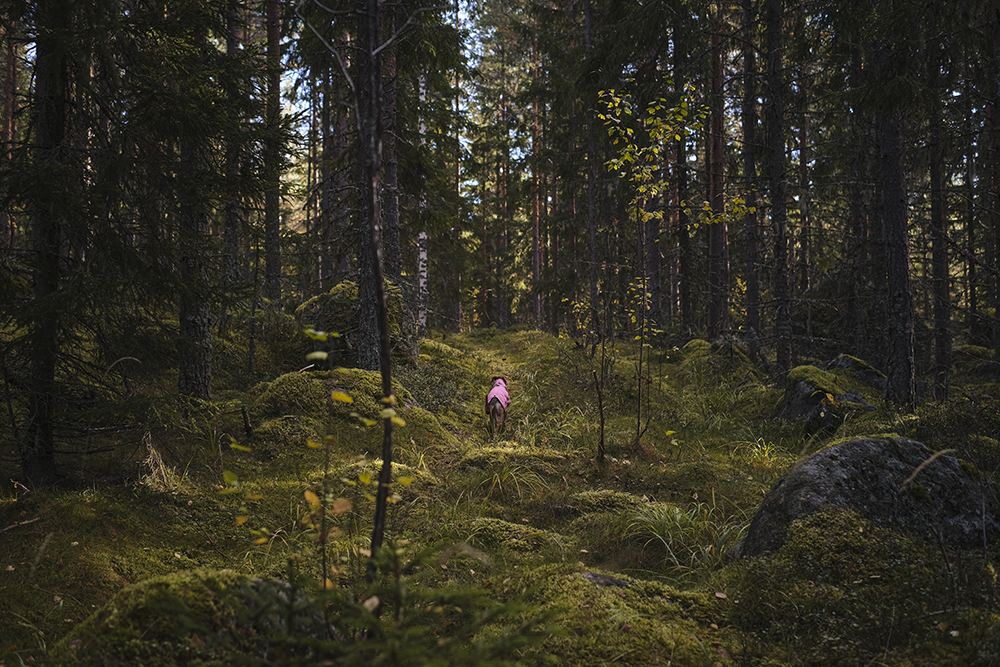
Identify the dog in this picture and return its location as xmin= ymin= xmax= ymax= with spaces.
xmin=485 ymin=376 xmax=510 ymax=438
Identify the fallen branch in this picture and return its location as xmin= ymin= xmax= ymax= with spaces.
xmin=1 ymin=517 xmax=41 ymax=534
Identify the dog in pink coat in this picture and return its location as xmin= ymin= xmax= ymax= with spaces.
xmin=485 ymin=376 xmax=510 ymax=438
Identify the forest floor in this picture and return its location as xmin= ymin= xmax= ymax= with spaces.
xmin=2 ymin=326 xmax=1000 ymax=665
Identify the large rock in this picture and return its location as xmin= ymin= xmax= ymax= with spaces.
xmin=735 ymin=437 xmax=1000 ymax=558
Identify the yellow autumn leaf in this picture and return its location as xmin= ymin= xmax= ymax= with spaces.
xmin=331 ymin=391 xmax=353 ymax=403
xmin=235 ymin=516 xmax=248 ymax=526
xmin=306 ymin=439 xmax=323 ymax=449
xmin=304 ymin=490 xmax=321 ymax=507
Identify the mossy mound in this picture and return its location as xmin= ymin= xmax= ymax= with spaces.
xmin=48 ymin=568 xmax=331 ymax=666
xmin=458 ymin=444 xmax=568 ymax=471
xmin=464 ymin=518 xmax=575 ymax=562
xmin=492 ymin=563 xmax=733 ymax=666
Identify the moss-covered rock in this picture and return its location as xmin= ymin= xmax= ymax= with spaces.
xmin=734 ymin=437 xmax=1000 ymax=558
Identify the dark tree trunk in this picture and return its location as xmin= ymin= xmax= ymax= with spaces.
xmin=872 ymin=12 xmax=914 ymax=410
xmin=1 ymin=20 xmax=16 ymax=253
xmin=178 ymin=33 xmax=213 ymax=402
xmin=358 ymin=0 xmax=396 ymax=591
xmin=357 ymin=0 xmax=384 ymax=372
xmin=706 ymin=6 xmax=729 ymax=340
xmin=24 ymin=0 xmax=69 ymax=485
xmin=585 ymin=0 xmax=599 ymax=336
xmin=742 ymin=0 xmax=761 ymax=335
xmin=382 ymin=2 xmax=400 ymax=282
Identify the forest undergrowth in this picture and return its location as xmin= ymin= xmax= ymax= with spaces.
xmin=2 ymin=325 xmax=1000 ymax=665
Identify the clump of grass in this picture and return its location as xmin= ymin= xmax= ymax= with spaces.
xmin=622 ymin=500 xmax=748 ymax=581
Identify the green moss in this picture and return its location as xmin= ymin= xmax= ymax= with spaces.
xmin=250 ymin=415 xmax=325 ymax=458
xmin=787 ymin=364 xmax=846 ymax=396
xmin=491 ymin=563 xmax=731 ymax=667
xmin=908 ymin=483 xmax=932 ymax=504
xmin=458 ymin=444 xmax=567 ymax=470
xmin=681 ymin=338 xmax=712 ymax=358
xmin=571 ymin=489 xmax=648 ymax=513
xmin=249 ymin=372 xmax=330 ymax=420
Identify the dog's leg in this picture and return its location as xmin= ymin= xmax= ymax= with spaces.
xmin=488 ymin=398 xmax=504 ymax=439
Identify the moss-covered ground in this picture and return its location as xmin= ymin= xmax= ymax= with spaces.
xmin=2 ymin=328 xmax=1000 ymax=665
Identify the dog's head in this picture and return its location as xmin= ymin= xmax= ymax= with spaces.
xmin=491 ymin=375 xmax=507 ymax=387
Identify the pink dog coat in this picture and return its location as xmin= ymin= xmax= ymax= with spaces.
xmin=485 ymin=378 xmax=510 ymax=414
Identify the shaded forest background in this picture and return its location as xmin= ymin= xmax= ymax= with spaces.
xmin=2 ymin=0 xmax=1000 ymax=485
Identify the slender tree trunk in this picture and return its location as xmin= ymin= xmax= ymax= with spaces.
xmin=264 ymin=0 xmax=282 ymax=304
xmin=990 ymin=0 xmax=1000 ymax=360
xmin=767 ymin=0 xmax=791 ymax=372
xmin=742 ymin=0 xmax=760 ymax=335
xmin=798 ymin=102 xmax=811 ymax=293
xmin=585 ymin=0 xmax=599 ymax=336
xmin=179 ymin=31 xmax=214 ymax=402
xmin=1 ymin=20 xmax=15 ymax=253
xmin=930 ymin=66 xmax=950 ymax=401
xmin=23 ymin=0 xmax=69 ymax=485
xmin=320 ymin=65 xmax=335 ymax=288
xmin=531 ymin=48 xmax=542 ymax=329
xmin=359 ymin=0 xmax=396 ymax=589
xmin=706 ymin=6 xmax=729 ymax=340
xmin=382 ymin=2 xmax=400 ymax=282
xmin=219 ymin=5 xmax=243 ymax=337
xmin=417 ymin=74 xmax=429 ymax=338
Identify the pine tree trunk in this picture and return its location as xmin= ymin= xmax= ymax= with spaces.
xmin=24 ymin=0 xmax=67 ymax=485
xmin=872 ymin=11 xmax=915 ymax=410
